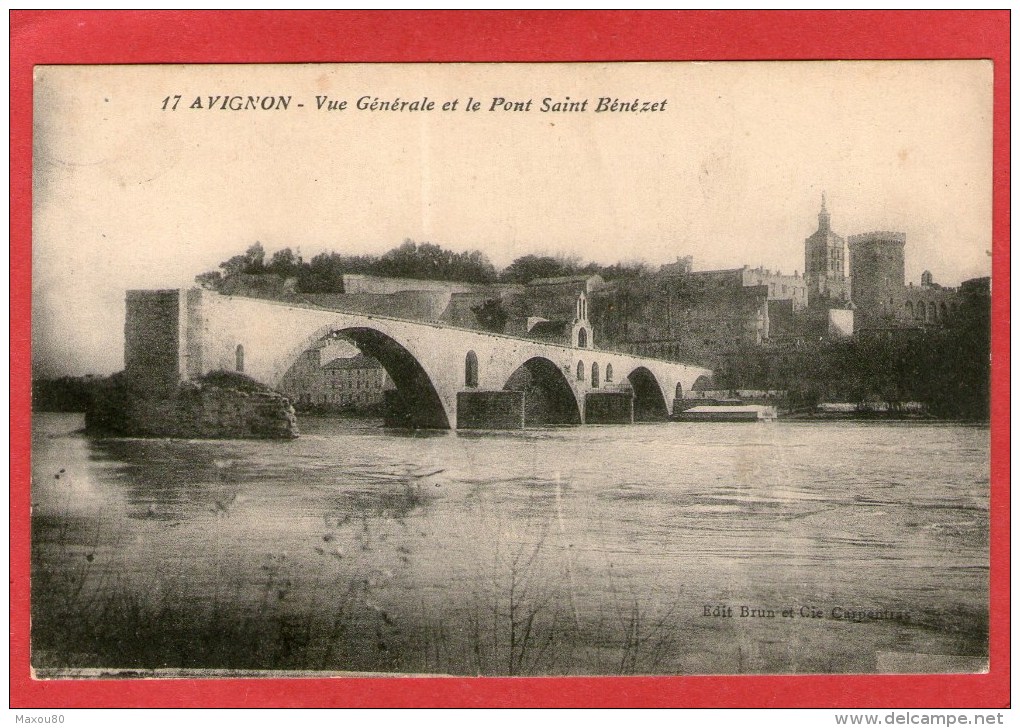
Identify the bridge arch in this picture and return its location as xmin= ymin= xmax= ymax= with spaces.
xmin=277 ymin=324 xmax=452 ymax=429
xmin=627 ymin=366 xmax=669 ymax=421
xmin=692 ymin=374 xmax=713 ymax=392
xmin=503 ymin=356 xmax=582 ymax=426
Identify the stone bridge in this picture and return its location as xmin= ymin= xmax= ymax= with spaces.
xmin=124 ymin=288 xmax=712 ymax=430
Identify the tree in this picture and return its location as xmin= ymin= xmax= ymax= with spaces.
xmin=597 ymin=260 xmax=651 ymax=281
xmin=194 ymin=270 xmax=223 ymax=289
xmin=298 ymin=251 xmax=368 ymax=293
xmin=220 ymin=242 xmax=267 ymax=277
xmin=499 ymin=255 xmax=579 ymax=284
xmin=266 ymin=247 xmax=303 ymax=279
xmin=372 ymin=239 xmax=497 ymax=283
xmin=447 ymin=248 xmax=498 ymax=284
xmin=471 ymin=298 xmax=509 ymax=333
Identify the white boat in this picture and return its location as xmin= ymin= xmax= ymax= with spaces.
xmin=676 ymin=405 xmax=777 ymax=422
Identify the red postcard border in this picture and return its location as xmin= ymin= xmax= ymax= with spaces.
xmin=9 ymin=10 xmax=1010 ymax=709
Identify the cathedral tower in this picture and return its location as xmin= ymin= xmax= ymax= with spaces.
xmin=804 ymin=194 xmax=851 ymax=305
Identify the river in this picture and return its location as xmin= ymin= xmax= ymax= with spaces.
xmin=30 ymin=413 xmax=989 ymax=676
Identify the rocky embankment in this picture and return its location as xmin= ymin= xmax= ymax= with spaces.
xmin=85 ymin=371 xmax=299 ymax=439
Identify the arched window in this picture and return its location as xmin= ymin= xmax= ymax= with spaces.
xmin=235 ymin=344 xmax=245 ymax=372
xmin=940 ymin=302 xmax=949 ymax=321
xmin=465 ymin=350 xmax=479 ymax=388
xmin=577 ymin=327 xmax=588 ymax=348
xmin=605 ymin=363 xmax=613 ymax=383
xmin=905 ymin=301 xmax=914 ymax=318
xmin=591 ymin=362 xmax=600 ymax=388
xmin=915 ymin=302 xmax=925 ymax=321
xmin=675 ymin=382 xmax=683 ymax=400
xmin=576 ymin=360 xmax=585 ymax=381
xmin=928 ymin=302 xmax=937 ymax=322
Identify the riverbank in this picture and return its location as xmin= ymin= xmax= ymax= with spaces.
xmin=783 ymin=410 xmax=938 ymax=422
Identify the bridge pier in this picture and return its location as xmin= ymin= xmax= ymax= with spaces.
xmin=584 ymin=392 xmax=635 ymax=425
xmin=456 ymin=391 xmax=525 ymax=430
xmin=382 ymin=390 xmax=450 ymax=429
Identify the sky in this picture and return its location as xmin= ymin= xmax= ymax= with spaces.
xmin=32 ymin=61 xmax=993 ymax=377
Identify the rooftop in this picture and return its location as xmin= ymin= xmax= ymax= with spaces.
xmin=528 ymin=274 xmax=603 ymax=286
xmin=848 ymin=231 xmax=907 ymax=243
xmin=322 ymin=353 xmax=383 ymax=371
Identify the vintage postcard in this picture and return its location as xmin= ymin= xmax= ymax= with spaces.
xmin=28 ymin=59 xmax=994 ymax=686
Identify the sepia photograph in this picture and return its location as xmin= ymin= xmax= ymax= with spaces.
xmin=29 ymin=60 xmax=992 ymax=681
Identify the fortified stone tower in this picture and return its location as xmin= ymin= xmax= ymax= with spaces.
xmin=847 ymin=230 xmax=907 ymax=329
xmin=804 ymin=195 xmax=851 ymax=305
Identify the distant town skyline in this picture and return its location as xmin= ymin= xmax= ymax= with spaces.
xmin=187 ymin=189 xmax=984 ymax=282
xmin=32 ymin=61 xmax=992 ymax=377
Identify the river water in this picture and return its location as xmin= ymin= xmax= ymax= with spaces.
xmin=31 ymin=413 xmax=989 ymax=676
